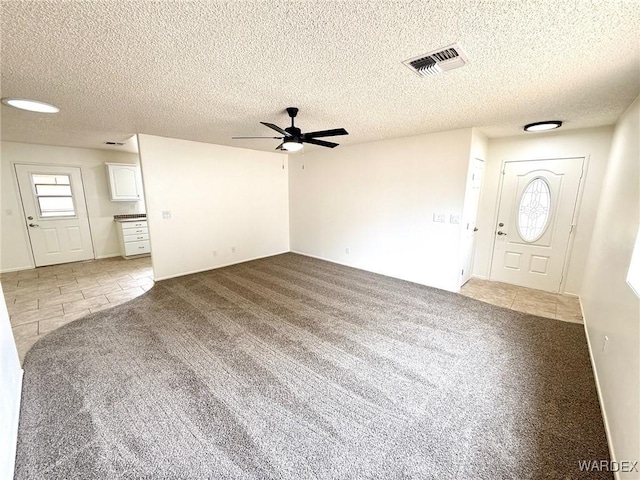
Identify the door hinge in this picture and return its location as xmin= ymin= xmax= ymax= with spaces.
xmin=461 ymin=269 xmax=464 ymax=276
xmin=570 ymin=224 xmax=576 ymax=233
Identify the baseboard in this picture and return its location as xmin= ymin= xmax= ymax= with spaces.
xmin=94 ymin=253 xmax=121 ymax=260
xmin=153 ymin=251 xmax=291 ymax=281
xmin=471 ymin=274 xmax=488 ymax=280
xmin=580 ymin=297 xmax=618 ymax=479
xmin=289 ymin=250 xmax=358 ymax=271
xmin=2 ymin=253 xmax=122 ymax=272
xmin=1 ymin=368 xmax=23 ymax=480
xmin=289 ymin=250 xmax=457 ymax=292
xmin=0 ymin=265 xmax=33 ymax=274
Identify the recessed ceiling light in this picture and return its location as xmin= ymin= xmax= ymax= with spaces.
xmin=524 ymin=120 xmax=562 ymax=132
xmin=1 ymin=98 xmax=60 ymax=113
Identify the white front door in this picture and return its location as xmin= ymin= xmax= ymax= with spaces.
xmin=15 ymin=164 xmax=95 ymax=267
xmin=460 ymin=158 xmax=484 ymax=286
xmin=490 ymin=158 xmax=583 ymax=292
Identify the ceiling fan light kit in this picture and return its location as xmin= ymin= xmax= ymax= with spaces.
xmin=282 ymin=141 xmax=303 ymax=152
xmin=232 ymin=107 xmax=348 ymax=152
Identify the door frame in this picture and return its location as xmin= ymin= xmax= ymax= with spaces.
xmin=12 ymin=162 xmax=97 ymax=268
xmin=459 ymin=157 xmax=485 ymax=287
xmin=487 ymin=155 xmax=589 ymax=294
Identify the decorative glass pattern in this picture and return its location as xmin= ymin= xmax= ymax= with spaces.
xmin=518 ymin=178 xmax=551 ymax=242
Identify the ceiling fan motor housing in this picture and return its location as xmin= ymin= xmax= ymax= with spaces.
xmin=285 ymin=126 xmax=302 ymax=139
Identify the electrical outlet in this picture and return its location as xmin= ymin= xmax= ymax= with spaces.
xmin=231 ymin=246 xmax=236 ymax=253
xmin=162 ymin=211 xmax=172 ymax=219
xmin=433 ymin=213 xmax=446 ymax=223
xmin=450 ymin=214 xmax=460 ymax=224
xmin=345 ymin=247 xmax=350 ymax=254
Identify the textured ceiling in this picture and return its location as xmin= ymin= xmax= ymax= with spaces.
xmin=1 ymin=1 xmax=639 ymax=154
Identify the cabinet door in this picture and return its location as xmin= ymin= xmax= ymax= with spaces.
xmin=108 ymin=164 xmax=141 ymax=201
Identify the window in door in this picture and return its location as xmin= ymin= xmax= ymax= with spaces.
xmin=517 ymin=177 xmax=551 ymax=242
xmin=31 ymin=174 xmax=77 ymax=218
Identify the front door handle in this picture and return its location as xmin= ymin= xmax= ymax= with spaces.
xmin=497 ymin=231 xmax=506 ymax=236
xmin=29 ymin=223 xmax=40 ymax=228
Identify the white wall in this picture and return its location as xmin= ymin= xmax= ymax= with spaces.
xmin=1 ymin=142 xmax=143 ymax=272
xmin=473 ymin=126 xmax=614 ymax=294
xmin=0 ymin=284 xmax=22 ymax=479
xmin=289 ymin=128 xmax=475 ymax=292
xmin=581 ymin=97 xmax=639 ymax=475
xmin=137 ymin=134 xmax=290 ymax=280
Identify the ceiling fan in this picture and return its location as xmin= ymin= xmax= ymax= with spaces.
xmin=232 ymin=107 xmax=348 ymax=151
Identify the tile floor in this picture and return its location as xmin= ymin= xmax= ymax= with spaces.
xmin=459 ymin=277 xmax=583 ymax=323
xmin=1 ymin=256 xmax=153 ymax=363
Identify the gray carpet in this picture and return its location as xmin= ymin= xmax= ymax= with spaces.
xmin=16 ymin=253 xmax=611 ymax=479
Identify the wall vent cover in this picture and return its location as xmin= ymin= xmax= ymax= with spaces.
xmin=402 ymin=43 xmax=469 ymax=77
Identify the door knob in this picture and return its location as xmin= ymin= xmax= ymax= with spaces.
xmin=497 ymin=231 xmax=506 ymax=236
xmin=29 ymin=223 xmax=40 ymax=228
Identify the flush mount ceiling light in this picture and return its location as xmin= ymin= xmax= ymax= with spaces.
xmin=281 ymin=140 xmax=304 ymax=152
xmin=523 ymin=120 xmax=562 ymax=132
xmin=1 ymin=97 xmax=60 ymax=113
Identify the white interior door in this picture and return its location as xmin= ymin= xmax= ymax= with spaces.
xmin=15 ymin=164 xmax=95 ymax=267
xmin=460 ymin=158 xmax=484 ymax=286
xmin=490 ymin=158 xmax=583 ymax=292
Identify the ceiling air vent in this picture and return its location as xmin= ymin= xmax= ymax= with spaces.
xmin=403 ymin=43 xmax=469 ymax=77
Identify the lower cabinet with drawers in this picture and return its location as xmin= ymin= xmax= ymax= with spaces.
xmin=116 ymin=220 xmax=151 ymax=258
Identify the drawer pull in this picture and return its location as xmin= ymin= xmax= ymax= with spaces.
xmin=139 ymin=246 xmax=145 ymax=249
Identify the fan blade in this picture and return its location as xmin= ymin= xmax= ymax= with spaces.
xmin=303 ymin=128 xmax=348 ymax=138
xmin=303 ymin=138 xmax=339 ymax=148
xmin=232 ymin=136 xmax=284 ymax=139
xmin=275 ymin=143 xmax=284 ymax=150
xmin=260 ymin=122 xmax=291 ymax=137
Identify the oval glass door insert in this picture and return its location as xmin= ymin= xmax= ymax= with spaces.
xmin=517 ymin=177 xmax=551 ymax=242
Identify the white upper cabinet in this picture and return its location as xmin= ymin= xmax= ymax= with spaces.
xmin=106 ymin=163 xmax=142 ymax=201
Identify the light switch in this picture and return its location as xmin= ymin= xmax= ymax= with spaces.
xmin=450 ymin=215 xmax=460 ymax=224
xmin=433 ymin=213 xmax=446 ymax=223
xmin=162 ymin=211 xmax=172 ymax=219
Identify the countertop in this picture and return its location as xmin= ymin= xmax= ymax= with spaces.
xmin=113 ymin=215 xmax=147 ymax=223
